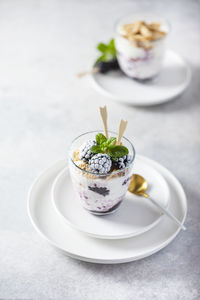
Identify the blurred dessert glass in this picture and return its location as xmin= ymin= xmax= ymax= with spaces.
xmin=115 ymin=13 xmax=170 ymax=80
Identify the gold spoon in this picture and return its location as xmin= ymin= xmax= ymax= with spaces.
xmin=128 ymin=174 xmax=186 ymax=231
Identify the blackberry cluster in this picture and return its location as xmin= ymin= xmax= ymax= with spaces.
xmin=89 ymin=153 xmax=112 ymax=174
xmin=113 ymin=155 xmax=132 ymax=169
xmin=79 ymin=140 xmax=96 ymax=162
xmin=96 ymin=59 xmax=119 ymax=74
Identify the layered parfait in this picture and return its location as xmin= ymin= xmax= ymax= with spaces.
xmin=115 ymin=15 xmax=169 ymax=79
xmin=69 ymin=106 xmax=135 ymax=215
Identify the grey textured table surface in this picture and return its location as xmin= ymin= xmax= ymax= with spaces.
xmin=0 ymin=0 xmax=200 ymax=299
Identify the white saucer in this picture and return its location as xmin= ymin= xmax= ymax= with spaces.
xmin=92 ymin=50 xmax=191 ymax=106
xmin=52 ymin=158 xmax=169 ymax=239
xmin=28 ymin=155 xmax=187 ymax=264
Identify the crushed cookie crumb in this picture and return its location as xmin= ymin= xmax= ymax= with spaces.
xmin=73 ymin=150 xmax=131 ymax=180
xmin=73 ymin=149 xmax=80 ymax=161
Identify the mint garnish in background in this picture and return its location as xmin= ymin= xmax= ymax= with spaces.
xmin=95 ymin=39 xmax=117 ymax=65
xmin=91 ymin=133 xmax=128 ymax=160
xmin=77 ymin=40 xmax=118 ymax=78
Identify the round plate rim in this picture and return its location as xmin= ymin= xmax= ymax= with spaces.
xmin=51 ymin=164 xmax=170 ymax=239
xmin=91 ymin=50 xmax=191 ymax=106
xmin=27 ymin=155 xmax=187 ymax=264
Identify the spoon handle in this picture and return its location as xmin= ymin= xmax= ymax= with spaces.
xmin=144 ymin=194 xmax=186 ymax=230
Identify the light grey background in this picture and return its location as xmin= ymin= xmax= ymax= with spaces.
xmin=0 ymin=0 xmax=200 ymax=299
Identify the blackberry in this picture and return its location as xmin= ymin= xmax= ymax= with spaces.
xmin=96 ymin=59 xmax=119 ymax=74
xmin=114 ymin=155 xmax=132 ymax=169
xmin=109 ymin=59 xmax=120 ymax=70
xmin=89 ymin=153 xmax=112 ymax=174
xmin=79 ymin=140 xmax=96 ymax=162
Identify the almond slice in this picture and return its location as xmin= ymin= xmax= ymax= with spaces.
xmin=132 ymin=20 xmax=142 ymax=34
xmin=122 ymin=24 xmax=133 ymax=34
xmin=140 ymin=25 xmax=153 ymax=38
xmin=148 ymin=22 xmax=161 ymax=31
xmin=151 ymin=30 xmax=166 ymax=40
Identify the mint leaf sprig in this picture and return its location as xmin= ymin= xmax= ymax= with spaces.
xmin=95 ymin=39 xmax=117 ymax=65
xmin=91 ymin=133 xmax=128 ymax=161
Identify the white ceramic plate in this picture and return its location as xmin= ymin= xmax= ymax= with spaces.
xmin=27 ymin=155 xmax=187 ymax=264
xmin=92 ymin=50 xmax=191 ymax=106
xmin=52 ymin=158 xmax=169 ymax=239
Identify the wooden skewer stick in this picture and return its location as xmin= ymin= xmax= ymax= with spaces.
xmin=99 ymin=106 xmax=108 ymax=138
xmin=117 ymin=119 xmax=128 ymax=144
xmin=77 ymin=67 xmax=99 ymax=78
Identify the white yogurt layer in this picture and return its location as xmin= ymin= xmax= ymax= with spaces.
xmin=115 ymin=28 xmax=166 ymax=79
xmin=69 ymin=162 xmax=132 ymax=214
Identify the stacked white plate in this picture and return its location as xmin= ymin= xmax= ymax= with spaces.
xmin=28 ymin=155 xmax=187 ymax=264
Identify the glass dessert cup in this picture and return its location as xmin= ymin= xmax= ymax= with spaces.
xmin=69 ymin=131 xmax=135 ymax=215
xmin=115 ymin=13 xmax=170 ymax=80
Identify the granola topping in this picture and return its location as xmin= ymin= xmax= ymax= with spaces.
xmin=120 ymin=20 xmax=166 ymax=49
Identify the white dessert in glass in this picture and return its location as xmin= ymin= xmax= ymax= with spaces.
xmin=115 ymin=14 xmax=169 ymax=80
xmin=69 ymin=131 xmax=135 ymax=215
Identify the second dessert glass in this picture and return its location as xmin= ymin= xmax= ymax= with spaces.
xmin=69 ymin=131 xmax=135 ymax=215
xmin=115 ymin=13 xmax=170 ymax=80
